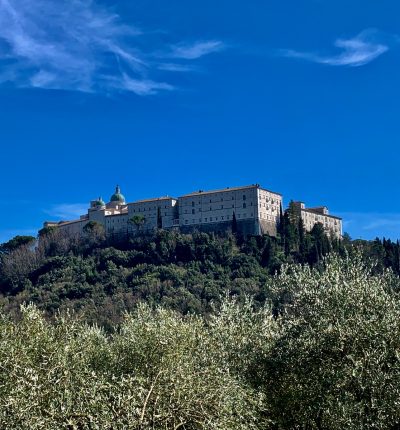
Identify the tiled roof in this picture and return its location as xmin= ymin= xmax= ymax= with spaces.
xmin=128 ymin=196 xmax=176 ymax=204
xmin=301 ymin=208 xmax=342 ymax=220
xmin=180 ymin=184 xmax=282 ymax=198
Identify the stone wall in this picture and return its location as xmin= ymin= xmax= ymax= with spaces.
xmin=180 ymin=219 xmax=262 ymax=236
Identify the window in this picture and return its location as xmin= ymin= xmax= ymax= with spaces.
xmin=243 ymin=195 xmax=246 ymax=200
xmin=221 ymin=205 xmax=223 ymax=209
xmin=192 ymin=201 xmax=195 ymax=207
xmin=192 ymin=209 xmax=195 ymax=214
xmin=243 ymin=203 xmax=246 ymax=209
xmin=185 ymin=220 xmax=189 ymax=224
xmin=205 ymin=218 xmax=208 ymax=222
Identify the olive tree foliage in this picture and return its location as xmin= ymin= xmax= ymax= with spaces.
xmin=2 ymin=253 xmax=400 ymax=429
xmin=0 ymin=300 xmax=271 ymax=430
xmin=262 ymin=253 xmax=400 ymax=430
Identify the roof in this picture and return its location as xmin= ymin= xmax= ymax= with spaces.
xmin=105 ymin=212 xmax=128 ymax=218
xmin=180 ymin=184 xmax=282 ymax=198
xmin=128 ymin=196 xmax=176 ymax=204
xmin=301 ymin=208 xmax=342 ymax=220
xmin=51 ymin=219 xmax=84 ymax=226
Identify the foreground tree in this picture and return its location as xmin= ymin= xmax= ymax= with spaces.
xmin=263 ymin=254 xmax=400 ymax=430
xmin=0 ymin=301 xmax=263 ymax=430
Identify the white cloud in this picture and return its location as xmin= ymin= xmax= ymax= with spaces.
xmin=169 ymin=41 xmax=224 ymax=59
xmin=0 ymin=0 xmax=223 ymax=94
xmin=282 ymin=30 xmax=388 ymax=67
xmin=44 ymin=203 xmax=88 ymax=220
xmin=337 ymin=212 xmax=400 ymax=240
xmin=158 ymin=63 xmax=197 ymax=72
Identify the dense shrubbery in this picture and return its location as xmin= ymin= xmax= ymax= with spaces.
xmin=1 ymin=222 xmax=400 ymax=329
xmin=0 ymin=224 xmax=344 ymax=327
xmin=1 ymin=255 xmax=400 ymax=429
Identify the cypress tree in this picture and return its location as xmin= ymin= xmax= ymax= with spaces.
xmin=157 ymin=207 xmax=163 ymax=229
xmin=232 ymin=211 xmax=238 ymax=234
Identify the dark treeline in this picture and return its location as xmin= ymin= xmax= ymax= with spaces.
xmin=0 ymin=212 xmax=399 ymax=328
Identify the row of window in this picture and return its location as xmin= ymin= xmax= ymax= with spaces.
xmin=185 ymin=202 xmax=254 ymax=214
xmin=259 ymin=196 xmax=280 ymax=204
xmin=188 ymin=194 xmax=252 ymax=206
xmin=184 ymin=213 xmax=254 ymax=224
xmin=131 ymin=207 xmax=171 ymax=213
xmin=259 ymin=203 xmax=279 ymax=209
xmin=260 ymin=214 xmax=276 ymax=221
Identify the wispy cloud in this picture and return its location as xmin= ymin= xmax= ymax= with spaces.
xmin=168 ymin=41 xmax=225 ymax=60
xmin=44 ymin=203 xmax=88 ymax=220
xmin=158 ymin=63 xmax=197 ymax=73
xmin=0 ymin=0 xmax=223 ymax=94
xmin=281 ymin=30 xmax=389 ymax=67
xmin=338 ymin=212 xmax=400 ymax=240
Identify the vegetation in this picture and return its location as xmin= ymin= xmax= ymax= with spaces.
xmin=1 ymin=255 xmax=400 ymax=429
xmin=1 ymin=214 xmax=400 ymax=328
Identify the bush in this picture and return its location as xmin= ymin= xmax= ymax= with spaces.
xmin=0 ymin=301 xmax=266 ymax=429
xmin=263 ymin=254 xmax=400 ymax=429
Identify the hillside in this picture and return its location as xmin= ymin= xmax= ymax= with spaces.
xmin=1 ymin=219 xmax=400 ymax=329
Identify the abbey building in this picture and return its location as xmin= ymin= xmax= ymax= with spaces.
xmin=43 ymin=184 xmax=343 ymax=239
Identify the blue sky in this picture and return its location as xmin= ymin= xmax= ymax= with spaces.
xmin=0 ymin=0 xmax=399 ymax=242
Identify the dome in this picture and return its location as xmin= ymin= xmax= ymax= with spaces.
xmin=95 ymin=197 xmax=106 ymax=207
xmin=110 ymin=185 xmax=126 ymax=203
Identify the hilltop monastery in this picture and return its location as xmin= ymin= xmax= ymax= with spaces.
xmin=43 ymin=184 xmax=343 ymax=239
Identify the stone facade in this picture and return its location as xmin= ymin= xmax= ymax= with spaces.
xmin=291 ymin=201 xmax=342 ymax=239
xmin=178 ymin=185 xmax=281 ymax=236
xmin=43 ymin=184 xmax=342 ymax=239
xmin=128 ymin=197 xmax=178 ymax=232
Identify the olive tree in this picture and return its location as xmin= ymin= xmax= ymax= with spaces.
xmin=262 ymin=254 xmax=400 ymax=430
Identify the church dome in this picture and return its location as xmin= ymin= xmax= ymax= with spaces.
xmin=95 ymin=197 xmax=106 ymax=207
xmin=110 ymin=185 xmax=126 ymax=203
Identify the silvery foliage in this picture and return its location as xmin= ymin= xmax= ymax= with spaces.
xmin=264 ymin=252 xmax=400 ymax=430
xmin=0 ymin=300 xmax=274 ymax=429
xmin=1 ymin=253 xmax=400 ymax=429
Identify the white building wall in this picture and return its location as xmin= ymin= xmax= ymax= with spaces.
xmin=105 ymin=213 xmax=129 ymax=236
xmin=179 ymin=186 xmax=259 ymax=227
xmin=300 ymin=210 xmax=342 ymax=238
xmin=257 ymin=188 xmax=282 ymax=224
xmin=128 ymin=198 xmax=178 ymax=232
xmin=57 ymin=219 xmax=88 ymax=237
